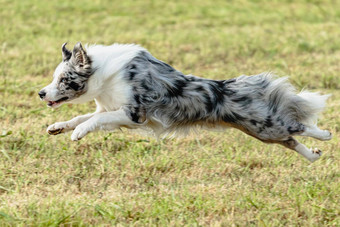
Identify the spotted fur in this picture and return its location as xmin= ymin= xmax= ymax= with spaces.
xmin=39 ymin=43 xmax=94 ymax=107
xmin=40 ymin=43 xmax=332 ymax=163
xmin=122 ymin=52 xmax=328 ymax=141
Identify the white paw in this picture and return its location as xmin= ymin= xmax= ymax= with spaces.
xmin=307 ymin=148 xmax=322 ymax=163
xmin=320 ymin=130 xmax=332 ymax=141
xmin=47 ymin=122 xmax=69 ymax=135
xmin=71 ymin=123 xmax=92 ymax=141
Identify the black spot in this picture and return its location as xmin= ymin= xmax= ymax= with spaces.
xmin=223 ymin=78 xmax=236 ymax=84
xmin=209 ymin=82 xmax=225 ymax=104
xmin=233 ymin=112 xmax=245 ymax=121
xmin=287 ymin=127 xmax=299 ymax=134
xmin=124 ymin=106 xmax=145 ymax=124
xmin=250 ymin=119 xmax=258 ymax=126
xmin=195 ymin=85 xmax=205 ymax=92
xmin=129 ymin=71 xmax=137 ymax=80
xmin=216 ymin=80 xmax=226 ymax=88
xmin=69 ymin=81 xmax=81 ymax=91
xmin=159 ymin=96 xmax=169 ymax=105
xmin=141 ymin=80 xmax=150 ymax=91
xmin=134 ymin=94 xmax=141 ymax=104
xmin=74 ymin=71 xmax=90 ymax=78
xmin=127 ymin=106 xmax=145 ymax=123
xmin=149 ymin=58 xmax=175 ymax=72
xmin=181 ymin=74 xmax=190 ymax=81
xmin=269 ymin=93 xmax=280 ymax=113
xmin=222 ymin=114 xmax=236 ymax=123
xmin=287 ymin=124 xmax=305 ymax=134
xmin=232 ymin=96 xmax=251 ymax=104
xmin=130 ymin=112 xmax=140 ymax=123
xmin=203 ymin=93 xmax=214 ymax=113
xmin=130 ymin=64 xmax=136 ymax=70
xmin=194 ymin=111 xmax=202 ymax=119
xmin=231 ymin=96 xmax=252 ymax=107
xmin=222 ymin=112 xmax=245 ymax=123
xmin=264 ymin=116 xmax=273 ymax=127
xmin=168 ymin=79 xmax=186 ymax=97
xmin=257 ymin=127 xmax=264 ymax=133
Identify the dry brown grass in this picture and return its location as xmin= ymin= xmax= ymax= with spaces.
xmin=1 ymin=0 xmax=339 ymax=225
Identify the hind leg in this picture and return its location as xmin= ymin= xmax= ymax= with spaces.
xmin=279 ymin=137 xmax=322 ymax=163
xmin=299 ymin=125 xmax=332 ymax=141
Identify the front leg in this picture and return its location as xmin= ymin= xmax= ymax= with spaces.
xmin=71 ymin=108 xmax=139 ymax=141
xmin=47 ymin=112 xmax=98 ymax=135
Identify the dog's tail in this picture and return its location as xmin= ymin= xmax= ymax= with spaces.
xmin=259 ymin=73 xmax=330 ymax=126
xmin=295 ymin=90 xmax=331 ymax=125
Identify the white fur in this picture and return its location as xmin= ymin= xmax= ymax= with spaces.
xmin=68 ymin=44 xmax=144 ymax=109
xmin=41 ymin=63 xmax=67 ymax=106
xmin=46 ymin=44 xmax=145 ymax=140
xmin=43 ymin=43 xmax=332 ymax=163
xmin=301 ymin=125 xmax=332 ymax=140
xmin=297 ymin=91 xmax=331 ymax=125
xmin=295 ymin=144 xmax=322 ymax=163
xmin=70 ymin=108 xmax=138 ymax=141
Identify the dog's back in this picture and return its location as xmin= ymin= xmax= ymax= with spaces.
xmin=121 ymin=52 xmax=329 ymax=140
xmin=40 ymin=43 xmax=332 ymax=163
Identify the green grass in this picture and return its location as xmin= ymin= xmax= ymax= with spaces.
xmin=1 ymin=0 xmax=340 ymax=225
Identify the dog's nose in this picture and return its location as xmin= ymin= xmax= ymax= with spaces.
xmin=38 ymin=90 xmax=46 ymax=99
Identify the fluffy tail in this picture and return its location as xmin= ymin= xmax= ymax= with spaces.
xmin=296 ymin=91 xmax=331 ymax=125
xmin=258 ymin=73 xmax=330 ymax=126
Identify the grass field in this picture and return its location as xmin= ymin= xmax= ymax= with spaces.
xmin=1 ymin=0 xmax=340 ymax=225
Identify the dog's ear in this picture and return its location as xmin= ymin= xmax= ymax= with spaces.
xmin=62 ymin=42 xmax=72 ymax=61
xmin=70 ymin=42 xmax=91 ymax=69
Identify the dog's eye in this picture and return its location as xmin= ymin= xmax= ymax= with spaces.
xmin=60 ymin=78 xmax=66 ymax=83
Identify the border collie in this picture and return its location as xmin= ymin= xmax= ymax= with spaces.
xmin=39 ymin=42 xmax=332 ymax=162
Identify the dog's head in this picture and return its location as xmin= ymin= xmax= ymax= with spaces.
xmin=38 ymin=42 xmax=93 ymax=108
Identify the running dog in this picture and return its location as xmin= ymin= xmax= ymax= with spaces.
xmin=39 ymin=42 xmax=332 ymax=162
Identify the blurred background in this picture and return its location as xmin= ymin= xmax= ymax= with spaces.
xmin=0 ymin=0 xmax=339 ymax=225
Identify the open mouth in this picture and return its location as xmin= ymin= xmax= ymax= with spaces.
xmin=47 ymin=97 xmax=69 ymax=107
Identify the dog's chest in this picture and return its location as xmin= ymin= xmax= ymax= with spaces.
xmin=94 ymin=78 xmax=132 ymax=111
xmin=95 ymin=91 xmax=127 ymax=111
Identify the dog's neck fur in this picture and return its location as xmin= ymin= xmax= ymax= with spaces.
xmin=70 ymin=44 xmax=145 ymax=111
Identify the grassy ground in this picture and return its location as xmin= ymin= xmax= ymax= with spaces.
xmin=1 ymin=0 xmax=339 ymax=225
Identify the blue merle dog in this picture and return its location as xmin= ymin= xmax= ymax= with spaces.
xmin=39 ymin=42 xmax=332 ymax=162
